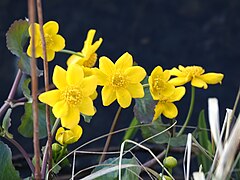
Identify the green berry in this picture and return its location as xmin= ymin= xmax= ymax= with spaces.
xmin=163 ymin=156 xmax=177 ymax=168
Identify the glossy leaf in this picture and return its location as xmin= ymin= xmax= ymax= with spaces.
xmin=2 ymin=108 xmax=13 ymax=138
xmin=18 ymin=103 xmax=55 ymax=139
xmin=21 ymin=78 xmax=32 ymax=102
xmin=0 ymin=141 xmax=21 ymax=180
xmin=6 ymin=19 xmax=42 ymax=76
xmin=92 ymin=157 xmax=140 ymax=180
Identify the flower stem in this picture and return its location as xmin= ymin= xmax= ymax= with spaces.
xmin=99 ymin=106 xmax=122 ymax=163
xmin=36 ymin=0 xmax=52 ymax=173
xmin=28 ymin=0 xmax=41 ymax=178
xmin=5 ymin=136 xmax=35 ymax=174
xmin=177 ymin=86 xmax=195 ymax=137
xmin=59 ymin=49 xmax=85 ymax=58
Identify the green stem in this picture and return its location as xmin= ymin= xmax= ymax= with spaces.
xmin=177 ymin=86 xmax=195 ymax=137
xmin=59 ymin=49 xmax=85 ymax=58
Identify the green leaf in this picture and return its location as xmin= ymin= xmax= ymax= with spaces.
xmin=6 ymin=19 xmax=43 ymax=76
xmin=21 ymin=78 xmax=32 ymax=102
xmin=141 ymin=120 xmax=187 ymax=147
xmin=0 ymin=141 xmax=21 ymax=180
xmin=133 ymin=77 xmax=157 ymax=124
xmin=197 ymin=110 xmax=212 ymax=172
xmin=18 ymin=103 xmax=55 ymax=139
xmin=2 ymin=108 xmax=13 ymax=138
xmin=92 ymin=157 xmax=141 ymax=180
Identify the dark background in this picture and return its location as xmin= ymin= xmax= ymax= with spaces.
xmin=0 ymin=0 xmax=239 ymax=178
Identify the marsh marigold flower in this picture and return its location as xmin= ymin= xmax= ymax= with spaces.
xmin=39 ymin=64 xmax=97 ymax=129
xmin=153 ymin=86 xmax=186 ymax=120
xmin=55 ymin=125 xmax=83 ymax=145
xmin=27 ymin=21 xmax=65 ymax=61
xmin=67 ymin=29 xmax=103 ymax=67
xmin=148 ymin=66 xmax=175 ymax=100
xmin=169 ymin=65 xmax=224 ymax=89
xmin=94 ymin=52 xmax=146 ymax=108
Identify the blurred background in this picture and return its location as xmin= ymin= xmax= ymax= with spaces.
xmin=0 ymin=0 xmax=239 ymax=178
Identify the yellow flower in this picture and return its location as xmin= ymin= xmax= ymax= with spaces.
xmin=67 ymin=29 xmax=103 ymax=67
xmin=169 ymin=65 xmax=224 ymax=89
xmin=55 ymin=125 xmax=83 ymax=145
xmin=94 ymin=52 xmax=146 ymax=108
xmin=39 ymin=64 xmax=97 ymax=129
xmin=153 ymin=86 xmax=186 ymax=120
xmin=148 ymin=66 xmax=175 ymax=100
xmin=27 ymin=21 xmax=65 ymax=61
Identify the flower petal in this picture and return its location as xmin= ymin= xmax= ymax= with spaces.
xmin=84 ymin=29 xmax=96 ymax=46
xmin=53 ymin=65 xmax=67 ymax=90
xmin=46 ymin=49 xmax=55 ymax=61
xmin=66 ymin=52 xmax=82 ymax=66
xmin=127 ymin=83 xmax=144 ymax=98
xmin=170 ymin=67 xmax=182 ymax=76
xmin=66 ymin=64 xmax=84 ymax=85
xmin=200 ymin=73 xmax=224 ymax=85
xmin=162 ymin=102 xmax=178 ymax=119
xmin=61 ymin=107 xmax=80 ymax=129
xmin=99 ymin=56 xmax=115 ymax=75
xmin=52 ymin=35 xmax=65 ymax=51
xmin=191 ymin=77 xmax=208 ymax=89
xmin=55 ymin=127 xmax=65 ymax=145
xmin=168 ymin=77 xmax=189 ymax=86
xmin=90 ymin=38 xmax=103 ymax=53
xmin=81 ymin=75 xmax=97 ymax=97
xmin=38 ymin=90 xmax=61 ymax=107
xmin=79 ymin=97 xmax=95 ymax=116
xmin=93 ymin=68 xmax=109 ymax=86
xmin=52 ymin=100 xmax=69 ymax=118
xmin=43 ymin=21 xmax=59 ymax=34
xmin=153 ymin=102 xmax=164 ymax=121
xmin=116 ymin=87 xmax=132 ymax=108
xmin=124 ymin=66 xmax=146 ymax=83
xmin=115 ymin=52 xmax=133 ymax=71
xmin=168 ymin=86 xmax=186 ymax=102
xmin=102 ymin=86 xmax=116 ymax=106
xmin=29 ymin=23 xmax=40 ymax=37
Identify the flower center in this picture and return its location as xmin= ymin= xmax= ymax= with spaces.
xmin=61 ymin=86 xmax=83 ymax=106
xmin=153 ymin=76 xmax=166 ymax=91
xmin=184 ymin=66 xmax=204 ymax=78
xmin=111 ymin=73 xmax=126 ymax=88
xmin=83 ymin=53 xmax=97 ymax=68
xmin=38 ymin=34 xmax=54 ymax=49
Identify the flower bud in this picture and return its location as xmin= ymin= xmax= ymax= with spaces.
xmin=163 ymin=156 xmax=177 ymax=168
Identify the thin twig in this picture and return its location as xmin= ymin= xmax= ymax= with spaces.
xmin=0 ymin=69 xmax=22 ymax=119
xmin=99 ymin=106 xmax=122 ymax=163
xmin=36 ymin=0 xmax=52 ymax=175
xmin=28 ymin=0 xmax=41 ymax=179
xmin=5 ymin=136 xmax=35 ymax=174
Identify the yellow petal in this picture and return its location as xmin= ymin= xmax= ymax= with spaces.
xmin=52 ymin=35 xmax=65 ymax=51
xmin=116 ymin=87 xmax=132 ymax=108
xmin=115 ymin=52 xmax=133 ymax=71
xmin=52 ymin=100 xmax=69 ymax=118
xmin=27 ymin=44 xmax=42 ymax=58
xmin=99 ymin=56 xmax=115 ymax=75
xmin=168 ymin=77 xmax=189 ymax=86
xmin=53 ymin=65 xmax=67 ymax=90
xmin=191 ymin=77 xmax=208 ymax=89
xmin=46 ymin=49 xmax=55 ymax=61
xmin=161 ymin=82 xmax=175 ymax=97
xmin=61 ymin=107 xmax=80 ymax=129
xmin=153 ymin=102 xmax=164 ymax=121
xmin=168 ymin=86 xmax=186 ymax=102
xmin=124 ymin=66 xmax=146 ymax=83
xmin=151 ymin=66 xmax=163 ymax=77
xmin=79 ymin=97 xmax=95 ymax=116
xmin=93 ymin=68 xmax=109 ymax=86
xmin=81 ymin=76 xmax=97 ymax=97
xmin=127 ymin=83 xmax=144 ymax=98
xmin=200 ymin=73 xmax=224 ymax=85
xmin=29 ymin=23 xmax=40 ymax=37
xmin=55 ymin=127 xmax=65 ymax=145
xmin=67 ymin=52 xmax=82 ymax=66
xmin=90 ymin=38 xmax=103 ymax=53
xmin=66 ymin=64 xmax=84 ymax=85
xmin=90 ymin=91 xmax=98 ymax=100
xmin=162 ymin=102 xmax=178 ymax=119
xmin=38 ymin=90 xmax=61 ymax=107
xmin=102 ymin=86 xmax=116 ymax=106
xmin=43 ymin=21 xmax=59 ymax=34
xmin=84 ymin=29 xmax=96 ymax=46
xmin=170 ymin=67 xmax=182 ymax=76
xmin=162 ymin=70 xmax=171 ymax=81
xmin=70 ymin=125 xmax=83 ymax=143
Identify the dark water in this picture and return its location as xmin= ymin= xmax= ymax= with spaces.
xmin=0 ymin=0 xmax=240 ymax=178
